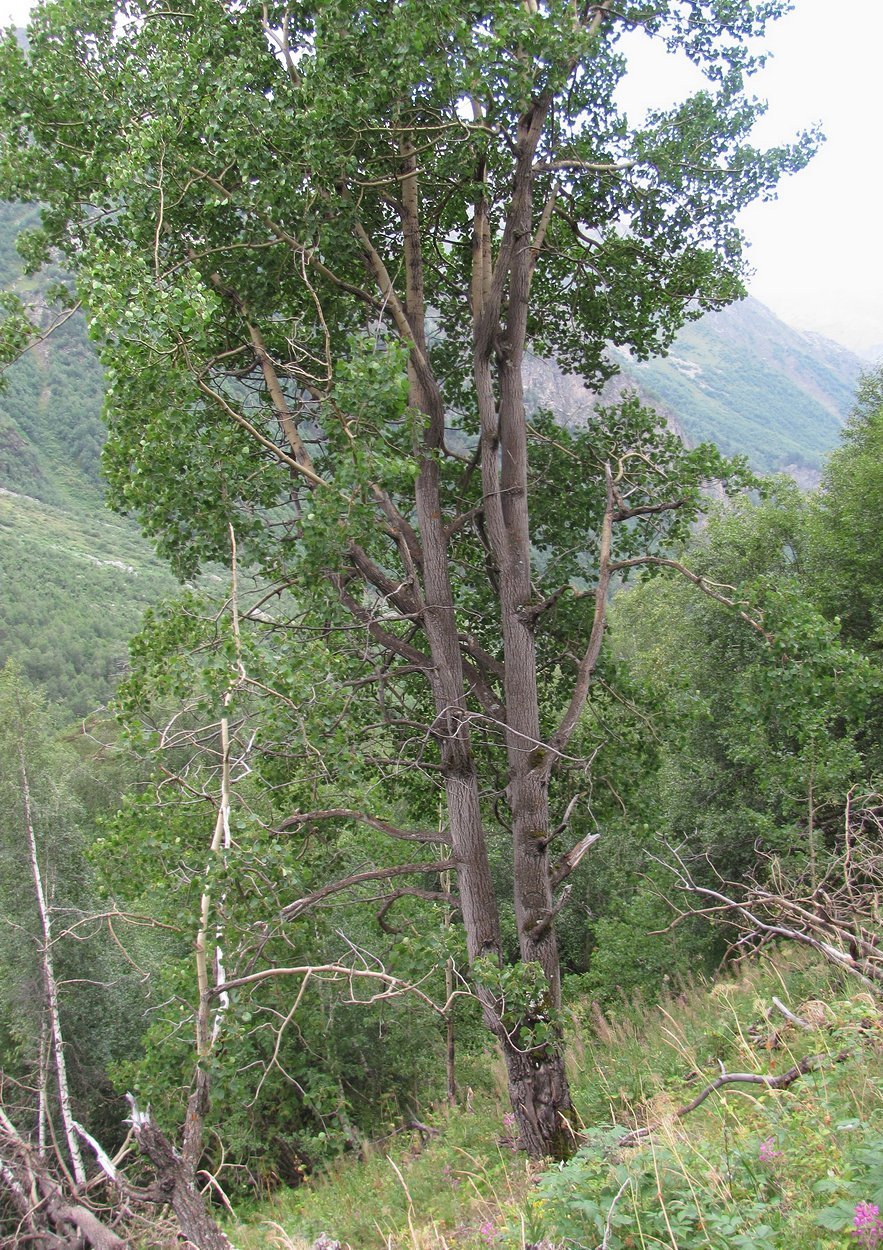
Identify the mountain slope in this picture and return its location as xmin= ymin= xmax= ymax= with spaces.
xmin=0 ymin=202 xmax=106 ymax=506
xmin=0 ymin=486 xmax=177 ymax=715
xmin=0 ymin=204 xmax=177 ymax=715
xmin=619 ymin=297 xmax=864 ymax=478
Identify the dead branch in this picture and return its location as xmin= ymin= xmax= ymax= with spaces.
xmin=0 ymin=1107 xmax=125 ymax=1250
xmin=275 ymin=807 xmax=450 ymax=845
xmin=210 ymin=961 xmax=469 ymax=1017
xmin=610 ymin=555 xmax=773 ymax=642
xmin=656 ymin=797 xmax=883 ymax=992
xmin=551 ymin=831 xmax=601 ymax=887
xmin=126 ymin=1098 xmax=234 ymax=1250
xmin=376 ymin=887 xmax=459 ymax=934
xmin=770 ymin=996 xmax=812 ymax=1031
xmin=280 ymin=858 xmax=456 ymax=921
xmin=618 ymin=1048 xmax=851 ymax=1146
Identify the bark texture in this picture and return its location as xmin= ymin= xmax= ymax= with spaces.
xmin=502 ymin=1045 xmax=574 ymax=1162
xmin=128 ymin=1100 xmax=234 ymax=1250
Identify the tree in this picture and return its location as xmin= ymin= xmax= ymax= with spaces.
xmin=811 ymin=367 xmax=883 ymax=648
xmin=0 ymin=0 xmax=814 ymax=1159
xmin=613 ymin=484 xmax=876 ymax=862
xmin=0 ymin=665 xmax=86 ymax=1185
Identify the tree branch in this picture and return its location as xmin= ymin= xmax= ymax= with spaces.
xmin=610 ymin=556 xmax=773 ymax=642
xmin=280 ymin=859 xmax=456 ymax=921
xmin=551 ymin=831 xmax=601 ymax=887
xmin=618 ymin=1049 xmax=852 ymax=1147
xmin=210 ymin=963 xmax=465 ymax=1017
xmin=612 ymin=499 xmax=685 ymax=522
xmin=526 ymin=884 xmax=573 ymax=940
xmin=195 ymin=376 xmax=327 ymax=486
xmin=275 ymin=808 xmax=450 ymax=846
xmin=542 ymin=462 xmax=615 ymax=772
xmin=376 ymin=886 xmax=459 ymax=934
xmin=330 ymin=575 xmax=433 ymax=668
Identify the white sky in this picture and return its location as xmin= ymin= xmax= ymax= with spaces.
xmin=620 ymin=0 xmax=883 ymax=359
xmin=2 ymin=0 xmax=881 ymax=357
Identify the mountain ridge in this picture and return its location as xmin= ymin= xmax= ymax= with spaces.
xmin=618 ymin=296 xmax=864 ymax=478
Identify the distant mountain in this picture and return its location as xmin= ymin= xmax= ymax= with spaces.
xmin=526 ymin=296 xmax=864 ymax=485
xmin=618 ymin=297 xmax=864 ymax=480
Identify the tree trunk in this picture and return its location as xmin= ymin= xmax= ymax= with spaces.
xmin=500 ymin=1043 xmax=574 ymax=1162
xmin=128 ymin=1101 xmax=234 ymax=1250
xmin=470 ymin=98 xmax=577 ymax=1160
xmin=375 ymin=102 xmax=576 ymax=1160
xmin=17 ymin=740 xmax=87 ymax=1186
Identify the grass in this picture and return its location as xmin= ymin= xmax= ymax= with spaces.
xmin=228 ymin=951 xmax=883 ymax=1249
xmin=0 ymin=486 xmax=177 ymax=716
xmin=229 ymin=1086 xmax=537 ymax=1250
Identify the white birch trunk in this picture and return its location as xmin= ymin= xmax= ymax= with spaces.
xmin=18 ymin=742 xmax=87 ymax=1186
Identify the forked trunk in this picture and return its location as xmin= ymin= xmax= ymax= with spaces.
xmin=399 ymin=94 xmax=578 ymax=1161
xmin=128 ymin=1097 xmax=234 ymax=1250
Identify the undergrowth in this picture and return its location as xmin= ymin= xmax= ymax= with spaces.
xmin=230 ymin=951 xmax=883 ymax=1249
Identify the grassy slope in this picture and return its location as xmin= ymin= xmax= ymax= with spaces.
xmin=0 ymin=486 xmax=176 ymax=715
xmin=230 ymin=953 xmax=883 ymax=1250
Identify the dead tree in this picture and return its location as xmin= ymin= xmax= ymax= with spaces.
xmin=656 ymin=791 xmax=883 ymax=994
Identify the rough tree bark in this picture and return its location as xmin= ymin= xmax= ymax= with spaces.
xmin=127 ymin=1099 xmax=235 ymax=1250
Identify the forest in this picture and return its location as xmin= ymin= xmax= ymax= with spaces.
xmin=0 ymin=2 xmax=881 ymax=1248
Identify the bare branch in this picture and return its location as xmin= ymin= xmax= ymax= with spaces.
xmin=275 ymin=807 xmax=450 ymax=845
xmin=280 ymin=859 xmax=456 ymax=921
xmin=210 ymin=962 xmax=468 ymax=1017
xmin=376 ymin=887 xmax=459 ymax=934
xmin=0 ymin=300 xmax=83 ymax=374
xmin=618 ymin=1048 xmax=852 ymax=1147
xmin=610 ymin=556 xmax=773 ymax=642
xmin=533 ymin=158 xmax=636 ymax=174
xmin=551 ymin=831 xmax=601 ymax=888
xmin=655 ymin=801 xmax=883 ymax=990
xmin=195 ymin=375 xmax=327 ymax=485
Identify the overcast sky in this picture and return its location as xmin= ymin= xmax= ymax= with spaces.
xmin=2 ymin=0 xmax=881 ymax=358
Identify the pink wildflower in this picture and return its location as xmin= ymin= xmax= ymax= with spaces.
xmin=758 ymin=1136 xmax=782 ymax=1163
xmin=853 ymin=1202 xmax=883 ymax=1249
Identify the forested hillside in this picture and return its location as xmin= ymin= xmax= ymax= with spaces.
xmin=0 ymin=205 xmax=176 ymax=714
xmin=620 ymin=296 xmax=865 ymax=479
xmin=0 ymin=4 xmax=880 ymax=1250
xmin=0 ymin=202 xmax=104 ymax=502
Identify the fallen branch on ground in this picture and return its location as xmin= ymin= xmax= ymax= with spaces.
xmin=617 ymin=1047 xmax=852 ymax=1147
